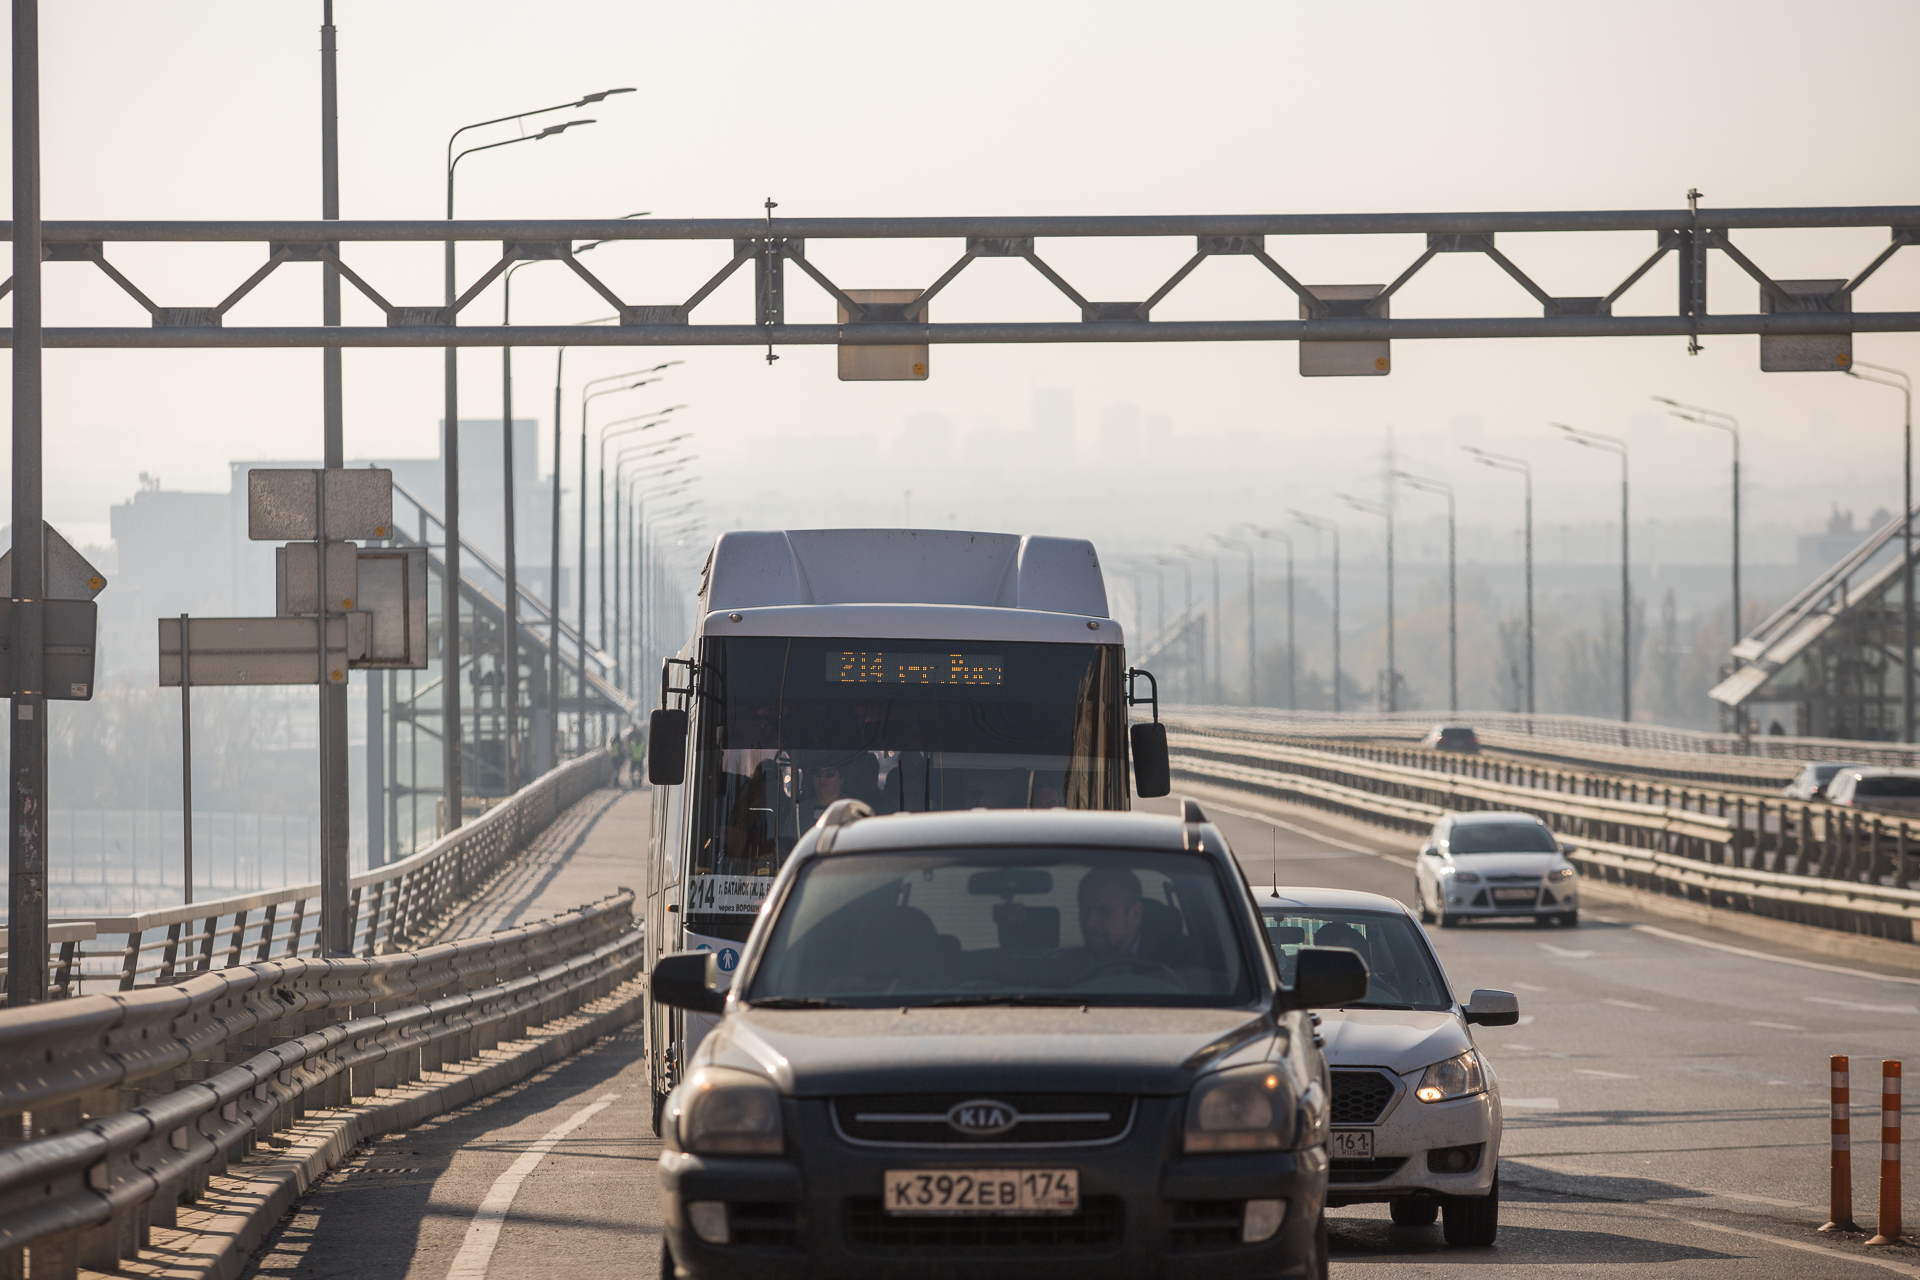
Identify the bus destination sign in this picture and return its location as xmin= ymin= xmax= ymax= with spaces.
xmin=826 ymin=651 xmax=1004 ymax=686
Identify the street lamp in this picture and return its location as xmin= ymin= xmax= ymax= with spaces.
xmin=1176 ymin=545 xmax=1222 ymax=704
xmin=589 ymin=384 xmax=679 ymax=636
xmin=630 ymin=481 xmax=700 ymax=688
xmin=1209 ymin=534 xmax=1257 ymax=707
xmin=1654 ymin=397 xmax=1744 ymax=673
xmin=1155 ymin=555 xmax=1195 ymax=700
xmin=643 ymin=500 xmax=704 ymax=672
xmin=1290 ymin=512 xmax=1341 ymax=713
xmin=441 ymin=92 xmax=620 ymax=821
xmin=616 ymin=450 xmax=696 ymax=689
xmin=1554 ymin=423 xmax=1632 ymax=724
xmin=1463 ymin=446 xmax=1533 ymax=715
xmin=1250 ymin=527 xmax=1296 ymax=711
xmin=1392 ymin=471 xmax=1457 ymax=712
xmin=1845 ymin=361 xmax=1914 ymax=742
xmin=1338 ymin=493 xmax=1396 ymax=713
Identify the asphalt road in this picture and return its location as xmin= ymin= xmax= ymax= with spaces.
xmin=240 ymin=784 xmax=1918 ymax=1280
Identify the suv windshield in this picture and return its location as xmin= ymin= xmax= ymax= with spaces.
xmin=1448 ymin=821 xmax=1559 ymax=854
xmin=747 ymin=849 xmax=1257 ymax=1008
xmin=1260 ymin=909 xmax=1450 ymax=1011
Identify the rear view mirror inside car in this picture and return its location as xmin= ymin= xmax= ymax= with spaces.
xmin=1463 ymin=988 xmax=1520 ymax=1026
xmin=968 ymin=868 xmax=1055 ymax=897
xmin=1278 ymin=944 xmax=1369 ymax=1011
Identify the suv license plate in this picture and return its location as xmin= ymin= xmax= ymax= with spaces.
xmin=1493 ymin=888 xmax=1538 ymax=904
xmin=884 ymin=1169 xmax=1079 ymax=1215
xmin=1330 ymin=1130 xmax=1373 ymax=1159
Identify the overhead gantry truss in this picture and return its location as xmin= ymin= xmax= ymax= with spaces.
xmin=1 ymin=205 xmax=1917 ymax=353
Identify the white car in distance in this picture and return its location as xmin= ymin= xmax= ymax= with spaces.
xmin=1415 ymin=811 xmax=1580 ymax=928
xmin=1259 ymin=887 xmax=1517 ymax=1246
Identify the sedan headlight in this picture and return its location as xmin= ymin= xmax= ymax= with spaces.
xmin=1548 ymin=866 xmax=1575 ymax=882
xmin=678 ymin=1066 xmax=784 ymax=1154
xmin=1185 ymin=1064 xmax=1297 ymax=1152
xmin=1415 ymin=1050 xmax=1487 ymax=1103
xmin=1447 ymin=869 xmax=1482 ymax=884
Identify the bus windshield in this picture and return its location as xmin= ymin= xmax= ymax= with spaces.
xmin=689 ymin=636 xmax=1124 ymax=907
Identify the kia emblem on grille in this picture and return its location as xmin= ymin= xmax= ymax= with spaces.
xmin=946 ymin=1099 xmax=1019 ymax=1136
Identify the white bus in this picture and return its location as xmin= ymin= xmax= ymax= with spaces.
xmin=641 ymin=528 xmax=1168 ymax=1122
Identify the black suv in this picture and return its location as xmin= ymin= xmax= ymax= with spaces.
xmin=651 ymin=799 xmax=1365 ymax=1280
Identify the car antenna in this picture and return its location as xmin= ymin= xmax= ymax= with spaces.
xmin=1271 ymin=827 xmax=1280 ymax=899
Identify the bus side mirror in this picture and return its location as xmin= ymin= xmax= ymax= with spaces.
xmin=1131 ymin=722 xmax=1170 ymax=798
xmin=648 ymin=708 xmax=689 ymax=785
xmin=652 ymin=951 xmax=727 ymax=1014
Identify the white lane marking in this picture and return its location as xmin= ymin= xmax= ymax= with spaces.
xmin=1189 ymin=795 xmax=1420 ymax=868
xmin=1509 ymin=981 xmax=1550 ymax=992
xmin=1749 ymin=1020 xmax=1805 ymax=1031
xmin=1576 ymin=1069 xmax=1640 ymax=1079
xmin=1515 ymin=1014 xmax=1536 ymax=1025
xmin=1602 ymin=998 xmax=1658 ymax=1011
xmin=1537 ymin=943 xmax=1594 ymax=959
xmin=1687 ymin=1219 xmax=1920 ymax=1277
xmin=444 ymin=1092 xmax=621 ymax=1280
xmin=1623 ymin=922 xmax=1920 ymax=988
xmin=1694 ymin=1189 xmax=1817 ymax=1210
xmin=1805 ymin=996 xmax=1920 ymax=1014
xmin=1504 ymin=1097 xmax=1560 ymax=1110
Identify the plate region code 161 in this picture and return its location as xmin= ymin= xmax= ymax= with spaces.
xmin=885 ymin=1168 xmax=1079 ymax=1215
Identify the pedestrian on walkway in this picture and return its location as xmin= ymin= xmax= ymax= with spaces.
xmin=627 ymin=727 xmax=645 ymax=788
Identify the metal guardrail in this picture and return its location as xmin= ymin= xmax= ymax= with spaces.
xmin=0 ymin=751 xmax=614 ymax=998
xmin=0 ymin=891 xmax=642 ymax=1278
xmin=1170 ymin=732 xmax=1920 ymax=941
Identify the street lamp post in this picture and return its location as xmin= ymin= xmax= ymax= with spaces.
xmin=1252 ymin=528 xmax=1295 ymax=710
xmin=616 ymin=453 xmax=695 ymax=691
xmin=442 ymin=92 xmax=619 ymax=825
xmin=1175 ymin=545 xmax=1217 ymax=702
xmin=1291 ymin=512 xmax=1341 ymax=713
xmin=1392 ymin=471 xmax=1457 ymax=712
xmin=1845 ymin=362 xmax=1914 ymax=742
xmin=632 ymin=485 xmax=700 ymax=685
xmin=1209 ymin=534 xmax=1257 ymax=706
xmin=1338 ymin=494 xmax=1396 ymax=712
xmin=1463 ymin=447 xmax=1533 ymax=715
xmin=1555 ymin=423 xmax=1632 ymax=724
xmin=1655 ymin=397 xmax=1744 ymax=740
xmin=595 ymin=391 xmax=683 ymax=640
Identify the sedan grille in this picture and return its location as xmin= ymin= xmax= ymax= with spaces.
xmin=1329 ymin=1157 xmax=1408 ymax=1184
xmin=833 ymin=1093 xmax=1133 ymax=1146
xmin=1330 ymin=1070 xmax=1397 ymax=1125
xmin=844 ymin=1196 xmax=1124 ymax=1248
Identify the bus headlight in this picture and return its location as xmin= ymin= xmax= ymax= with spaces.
xmin=679 ymin=1066 xmax=784 ymax=1155
xmin=1184 ymin=1065 xmax=1297 ymax=1152
xmin=1414 ymin=1050 xmax=1487 ymax=1103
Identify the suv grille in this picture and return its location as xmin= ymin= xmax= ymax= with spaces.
xmin=1168 ymin=1199 xmax=1242 ymax=1248
xmin=1330 ymin=1071 xmax=1396 ymax=1125
xmin=833 ymin=1093 xmax=1133 ymax=1146
xmin=844 ymin=1196 xmax=1124 ymax=1248
xmin=728 ymin=1202 xmax=801 ymax=1249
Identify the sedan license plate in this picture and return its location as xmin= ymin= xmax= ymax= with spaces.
xmin=1329 ymin=1129 xmax=1373 ymax=1159
xmin=884 ymin=1169 xmax=1079 ymax=1215
xmin=1493 ymin=887 xmax=1538 ymax=904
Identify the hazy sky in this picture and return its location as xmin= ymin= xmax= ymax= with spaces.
xmin=12 ymin=0 xmax=1920 ymax=559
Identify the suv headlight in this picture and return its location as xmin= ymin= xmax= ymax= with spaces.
xmin=1448 ymin=869 xmax=1481 ymax=884
xmin=678 ymin=1066 xmax=784 ymax=1154
xmin=1548 ymin=866 xmax=1575 ymax=882
xmin=1185 ymin=1064 xmax=1298 ymax=1152
xmin=1415 ymin=1050 xmax=1487 ymax=1103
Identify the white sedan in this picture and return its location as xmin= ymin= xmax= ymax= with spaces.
xmin=1414 ymin=811 xmax=1580 ymax=928
xmin=1259 ymin=886 xmax=1517 ymax=1246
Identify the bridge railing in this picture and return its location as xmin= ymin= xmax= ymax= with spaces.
xmin=0 ymin=751 xmax=614 ymax=999
xmin=0 ymin=890 xmax=642 ymax=1279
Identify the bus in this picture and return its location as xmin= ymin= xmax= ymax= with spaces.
xmin=640 ymin=528 xmax=1168 ymax=1123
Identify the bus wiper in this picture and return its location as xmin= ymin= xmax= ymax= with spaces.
xmin=923 ymin=994 xmax=1087 ymax=1008
xmin=747 ymin=997 xmax=851 ymax=1009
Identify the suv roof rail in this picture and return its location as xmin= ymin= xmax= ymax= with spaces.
xmin=814 ymin=799 xmax=874 ymax=854
xmin=1179 ymin=797 xmax=1209 ymax=824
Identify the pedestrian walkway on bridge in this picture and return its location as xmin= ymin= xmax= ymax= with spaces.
xmin=430 ymin=788 xmax=649 ymax=943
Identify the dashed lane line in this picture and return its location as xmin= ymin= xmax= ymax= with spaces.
xmin=1184 ymin=795 xmax=1419 ymax=868
xmin=444 ymin=1092 xmax=621 ymax=1280
xmin=1686 ymin=1219 xmax=1920 ymax=1277
xmin=1607 ymin=920 xmax=1920 ymax=988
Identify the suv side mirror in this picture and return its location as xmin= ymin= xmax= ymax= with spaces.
xmin=652 ymin=951 xmax=727 ymax=1014
xmin=1131 ymin=722 xmax=1170 ymax=798
xmin=1463 ymin=988 xmax=1520 ymax=1026
xmin=1276 ymin=945 xmax=1369 ymax=1011
xmin=648 ymin=708 xmax=689 ymax=785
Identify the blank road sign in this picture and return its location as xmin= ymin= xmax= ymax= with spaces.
xmin=0 ymin=521 xmax=109 ymax=600
xmin=1300 ymin=284 xmax=1389 ymax=377
xmin=248 ymin=468 xmax=394 ymax=541
xmin=0 ymin=598 xmax=98 ymax=699
xmin=277 ymin=541 xmax=362 ymax=617
xmin=353 ymin=547 xmax=429 ymax=668
xmin=838 ymin=290 xmax=930 ymax=381
xmin=1759 ymin=279 xmax=1851 ymax=372
xmin=159 ymin=614 xmax=368 ymax=687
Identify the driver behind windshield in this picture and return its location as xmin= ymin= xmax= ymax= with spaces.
xmin=1078 ymin=867 xmax=1144 ymax=953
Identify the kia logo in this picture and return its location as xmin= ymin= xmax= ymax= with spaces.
xmin=946 ymin=1099 xmax=1019 ymax=1137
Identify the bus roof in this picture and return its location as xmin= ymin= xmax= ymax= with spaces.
xmin=703 ymin=529 xmax=1110 ymax=617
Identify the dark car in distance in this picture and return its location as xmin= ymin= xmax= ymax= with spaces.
xmin=650 ymin=800 xmax=1367 ymax=1280
xmin=1419 ymin=725 xmax=1481 ymax=754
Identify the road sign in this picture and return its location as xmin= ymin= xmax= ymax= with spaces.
xmin=1301 ymin=285 xmax=1389 ymax=376
xmin=248 ymin=468 xmax=394 ymax=541
xmin=353 ymin=547 xmax=430 ymax=668
xmin=158 ymin=615 xmax=368 ymax=687
xmin=276 ymin=541 xmax=361 ymax=616
xmin=0 ymin=521 xmax=107 ymax=600
xmin=0 ymin=600 xmax=97 ymax=699
xmin=1760 ymin=279 xmax=1851 ymax=372
xmin=838 ymin=289 xmax=929 ymax=381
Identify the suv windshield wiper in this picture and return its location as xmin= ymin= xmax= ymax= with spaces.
xmin=923 ymin=994 xmax=1088 ymax=1008
xmin=747 ymin=997 xmax=851 ymax=1009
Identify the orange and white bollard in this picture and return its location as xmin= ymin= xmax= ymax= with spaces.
xmin=1867 ymin=1060 xmax=1903 ymax=1247
xmin=1822 ymin=1054 xmax=1857 ymax=1232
